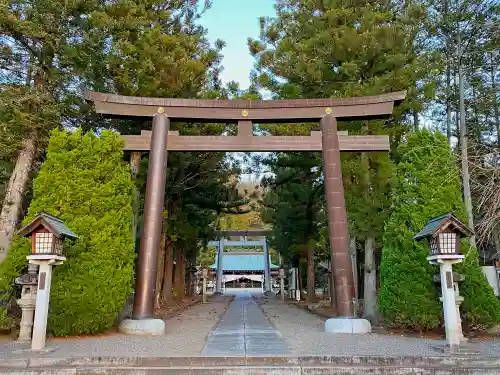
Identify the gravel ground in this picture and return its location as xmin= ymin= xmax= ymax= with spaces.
xmin=3 ymin=293 xmax=500 ymax=360
xmin=256 ymin=295 xmax=500 ymax=357
xmin=0 ymin=296 xmax=231 ymax=359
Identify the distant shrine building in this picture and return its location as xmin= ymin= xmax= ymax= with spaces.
xmin=210 ymin=252 xmax=279 ymax=289
xmin=207 ymin=230 xmax=276 ymax=292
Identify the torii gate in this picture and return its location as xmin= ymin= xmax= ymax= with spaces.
xmin=86 ymin=90 xmax=406 ymax=334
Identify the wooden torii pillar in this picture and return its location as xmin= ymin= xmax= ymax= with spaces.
xmin=86 ymin=91 xmax=405 ymax=334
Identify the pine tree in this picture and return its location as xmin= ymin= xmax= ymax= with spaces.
xmin=261 ymin=152 xmax=323 ymax=302
xmin=250 ymin=0 xmax=426 ymax=316
xmin=0 ymin=129 xmax=135 ymax=335
xmin=0 ymin=0 xmax=224 ymax=261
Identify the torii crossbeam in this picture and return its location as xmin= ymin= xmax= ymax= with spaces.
xmin=85 ymin=90 xmax=406 ymax=335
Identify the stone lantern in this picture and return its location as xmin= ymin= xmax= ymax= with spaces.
xmin=414 ymin=212 xmax=472 ymax=349
xmin=201 ymin=268 xmax=209 ymax=303
xmin=14 ymin=263 xmax=38 ymax=342
xmin=17 ymin=212 xmax=77 ymax=351
xmin=278 ymin=267 xmax=286 ymax=301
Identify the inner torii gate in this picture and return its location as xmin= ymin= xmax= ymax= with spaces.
xmin=208 ymin=230 xmax=272 ymax=294
xmin=86 ymin=90 xmax=406 ymax=335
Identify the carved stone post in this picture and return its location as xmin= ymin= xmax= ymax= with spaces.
xmin=263 ymin=237 xmax=271 ymax=293
xmin=202 ymin=268 xmax=208 ymax=303
xmin=279 ymin=268 xmax=285 ymax=301
xmin=215 ymin=238 xmax=224 ymax=295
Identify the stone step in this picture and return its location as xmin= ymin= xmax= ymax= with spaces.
xmin=2 ymin=355 xmax=500 ymax=369
xmin=1 ymin=356 xmax=499 ymax=374
xmin=1 ymin=366 xmax=499 ymax=375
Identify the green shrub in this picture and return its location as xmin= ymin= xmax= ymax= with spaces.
xmin=0 ymin=129 xmax=135 ymax=336
xmin=379 ymin=130 xmax=500 ymax=330
xmin=458 ymin=247 xmax=500 ymax=328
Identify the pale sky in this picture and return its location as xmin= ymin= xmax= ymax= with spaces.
xmin=201 ymin=0 xmax=276 ymax=90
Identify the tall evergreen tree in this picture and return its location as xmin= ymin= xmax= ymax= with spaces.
xmin=0 ymin=0 xmax=110 ymax=261
xmin=379 ymin=131 xmax=500 ymax=329
xmin=250 ymin=0 xmax=427 ymax=316
xmin=0 ymin=129 xmax=135 ymax=335
xmin=0 ymin=0 xmax=225 ymax=263
xmin=261 ymin=152 xmax=323 ymax=302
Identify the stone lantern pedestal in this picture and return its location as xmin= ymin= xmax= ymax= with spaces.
xmin=454 ymin=291 xmax=467 ymax=343
xmin=434 ymin=272 xmax=467 ymax=344
xmin=28 ymin=254 xmax=66 ymax=350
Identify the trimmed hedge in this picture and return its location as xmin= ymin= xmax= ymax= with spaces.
xmin=0 ymin=129 xmax=135 ymax=336
xmin=379 ymin=131 xmax=500 ymax=330
xmin=458 ymin=247 xmax=500 ymax=328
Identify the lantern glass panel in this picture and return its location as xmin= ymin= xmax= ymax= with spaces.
xmin=429 ymin=237 xmax=439 ymax=255
xmin=438 ymin=232 xmax=457 ymax=254
xmin=53 ymin=237 xmax=64 ymax=255
xmin=35 ymin=232 xmax=53 ymax=254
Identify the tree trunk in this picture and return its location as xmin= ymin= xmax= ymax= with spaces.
xmin=179 ymin=251 xmax=186 ymax=300
xmin=162 ymin=241 xmax=174 ymax=301
xmin=0 ymin=135 xmax=37 ymax=263
xmin=490 ymin=53 xmax=500 ymax=147
xmin=445 ymin=0 xmax=453 ymax=146
xmin=306 ymin=242 xmax=316 ymax=303
xmin=350 ymin=236 xmax=358 ymax=301
xmin=173 ymin=248 xmax=181 ymax=300
xmin=446 ymin=66 xmax=453 ymax=145
xmin=130 ymin=152 xmax=141 ymax=249
xmin=174 ymin=249 xmax=185 ymax=300
xmin=458 ymin=36 xmax=476 ymax=247
xmin=188 ymin=252 xmax=197 ymax=298
xmin=363 ymin=236 xmax=378 ymax=324
xmin=155 ymin=228 xmax=167 ymax=309
xmin=413 ymin=110 xmax=419 ymax=132
xmin=493 ymin=231 xmax=500 ymax=259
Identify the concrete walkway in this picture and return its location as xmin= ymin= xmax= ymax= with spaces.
xmin=202 ymin=289 xmax=289 ymax=356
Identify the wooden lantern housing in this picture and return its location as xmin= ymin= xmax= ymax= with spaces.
xmin=413 ymin=213 xmax=472 ymax=257
xmin=17 ymin=212 xmax=78 ymax=256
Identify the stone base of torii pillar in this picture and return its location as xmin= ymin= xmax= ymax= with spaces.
xmin=325 ymin=317 xmax=372 ymax=334
xmin=119 ymin=318 xmax=165 ymax=335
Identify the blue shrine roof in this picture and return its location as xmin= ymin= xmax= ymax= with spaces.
xmin=210 ymin=252 xmax=279 ymax=271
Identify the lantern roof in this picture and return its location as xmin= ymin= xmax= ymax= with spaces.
xmin=15 ymin=272 xmax=38 ymax=285
xmin=17 ymin=212 xmax=78 ymax=240
xmin=413 ymin=212 xmax=472 ymax=241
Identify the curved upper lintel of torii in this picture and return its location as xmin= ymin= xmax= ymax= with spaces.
xmin=215 ymin=229 xmax=270 ymax=238
xmin=85 ymin=90 xmax=406 ymax=123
